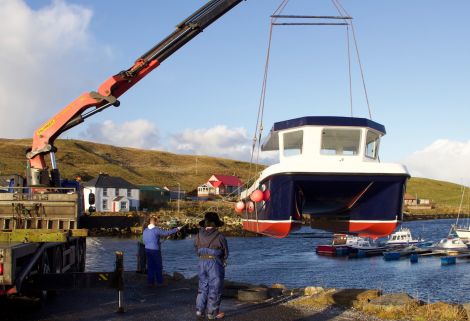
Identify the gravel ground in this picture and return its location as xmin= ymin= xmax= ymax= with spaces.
xmin=1 ymin=272 xmax=386 ymax=321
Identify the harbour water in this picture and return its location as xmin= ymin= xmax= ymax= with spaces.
xmin=86 ymin=219 xmax=469 ymax=303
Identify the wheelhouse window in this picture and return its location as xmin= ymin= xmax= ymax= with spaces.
xmin=321 ymin=129 xmax=361 ymax=156
xmin=283 ymin=130 xmax=303 ymax=157
xmin=365 ymin=130 xmax=380 ymax=159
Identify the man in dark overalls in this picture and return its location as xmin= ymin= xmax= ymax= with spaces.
xmin=194 ymin=212 xmax=228 ymax=320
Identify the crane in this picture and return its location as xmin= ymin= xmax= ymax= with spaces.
xmin=26 ymin=0 xmax=244 ymax=187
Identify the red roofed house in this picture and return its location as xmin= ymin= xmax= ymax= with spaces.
xmin=197 ymin=174 xmax=243 ymax=198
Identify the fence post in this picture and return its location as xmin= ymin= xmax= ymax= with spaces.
xmin=115 ymin=251 xmax=125 ymax=313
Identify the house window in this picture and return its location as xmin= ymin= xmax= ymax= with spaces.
xmin=365 ymin=130 xmax=380 ymax=159
xmin=120 ymin=201 xmax=127 ymax=210
xmin=102 ymin=199 xmax=108 ymax=210
xmin=127 ymin=189 xmax=131 ymax=197
xmin=103 ymin=188 xmax=108 ymax=196
xmin=115 ymin=188 xmax=119 ymax=196
xmin=321 ymin=129 xmax=361 ymax=156
xmin=283 ymin=130 xmax=303 ymax=157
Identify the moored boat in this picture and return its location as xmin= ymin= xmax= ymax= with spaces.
xmin=315 ymin=233 xmax=354 ymax=256
xmin=348 ymin=237 xmax=387 ymax=257
xmin=453 ymin=226 xmax=470 ymax=242
xmin=386 ymin=226 xmax=423 ymax=247
xmin=237 ymin=116 xmax=410 ymax=238
xmin=432 ymin=236 xmax=469 ymax=255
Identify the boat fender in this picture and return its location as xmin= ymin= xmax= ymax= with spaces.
xmin=263 ymin=189 xmax=271 ymax=201
xmin=234 ymin=201 xmax=245 ymax=213
xmin=247 ymin=201 xmax=255 ymax=213
xmin=250 ymin=189 xmax=264 ymax=202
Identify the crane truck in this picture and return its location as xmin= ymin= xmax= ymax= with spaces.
xmin=0 ymin=0 xmax=244 ymax=297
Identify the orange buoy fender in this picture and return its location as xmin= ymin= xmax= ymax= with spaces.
xmin=235 ymin=200 xmax=245 ymax=213
xmin=263 ymin=189 xmax=271 ymax=201
xmin=250 ymin=189 xmax=264 ymax=202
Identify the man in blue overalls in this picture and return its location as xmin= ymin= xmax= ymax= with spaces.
xmin=195 ymin=212 xmax=228 ymax=320
xmin=143 ymin=217 xmax=182 ymax=286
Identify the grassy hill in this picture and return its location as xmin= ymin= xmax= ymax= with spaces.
xmin=406 ymin=177 xmax=468 ymax=214
xmin=0 ymin=138 xmax=466 ymax=211
xmin=0 ymin=138 xmax=259 ymax=192
xmin=406 ymin=177 xmax=465 ymax=207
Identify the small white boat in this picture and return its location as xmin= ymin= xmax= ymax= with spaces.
xmin=450 ymin=186 xmax=470 ymax=242
xmin=433 ymin=236 xmax=468 ymax=255
xmin=330 ymin=233 xmax=362 ymax=246
xmin=386 ymin=227 xmax=423 ymax=246
xmin=452 ymin=225 xmax=470 ymax=243
xmin=349 ymin=237 xmax=387 ymax=256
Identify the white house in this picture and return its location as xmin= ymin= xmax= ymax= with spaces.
xmin=82 ymin=174 xmax=140 ymax=213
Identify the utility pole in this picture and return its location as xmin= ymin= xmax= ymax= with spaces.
xmin=177 ymin=182 xmax=180 ymax=214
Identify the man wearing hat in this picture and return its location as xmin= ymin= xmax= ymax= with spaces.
xmin=194 ymin=212 xmax=228 ymax=320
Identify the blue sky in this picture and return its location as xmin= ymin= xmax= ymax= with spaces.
xmin=1 ymin=0 xmax=470 ymax=184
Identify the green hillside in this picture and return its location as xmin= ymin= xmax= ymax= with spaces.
xmin=406 ymin=177 xmax=467 ymax=213
xmin=406 ymin=177 xmax=466 ymax=207
xmin=0 ymin=138 xmax=466 ymax=211
xmin=0 ymin=138 xmax=260 ymax=192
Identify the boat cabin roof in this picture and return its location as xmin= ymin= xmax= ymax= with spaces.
xmin=273 ymin=116 xmax=385 ymax=133
xmin=262 ymin=116 xmax=385 ymax=152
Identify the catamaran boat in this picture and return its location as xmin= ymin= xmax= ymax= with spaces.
xmin=386 ymin=227 xmax=423 ymax=247
xmin=238 ymin=116 xmax=410 ymax=238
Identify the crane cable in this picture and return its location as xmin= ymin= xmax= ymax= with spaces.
xmin=331 ymin=0 xmax=373 ymax=119
xmin=243 ymin=0 xmax=291 ymax=229
xmin=346 ymin=25 xmax=353 ymax=117
xmin=246 ymin=0 xmax=290 ymax=182
xmin=244 ymin=0 xmax=374 ymax=222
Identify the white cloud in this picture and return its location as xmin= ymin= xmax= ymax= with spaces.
xmin=81 ymin=119 xmax=160 ymax=149
xmin=402 ymin=139 xmax=470 ymax=185
xmin=0 ymin=0 xmax=95 ymax=138
xmin=169 ymin=125 xmax=253 ymax=160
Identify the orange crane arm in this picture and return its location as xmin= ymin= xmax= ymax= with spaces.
xmin=27 ymin=0 xmax=244 ymax=186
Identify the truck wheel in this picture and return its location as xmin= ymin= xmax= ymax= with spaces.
xmin=52 ymin=247 xmax=62 ymax=274
xmin=35 ymin=252 xmax=56 ymax=302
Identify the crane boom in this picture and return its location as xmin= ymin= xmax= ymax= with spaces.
xmin=26 ymin=0 xmax=244 ymax=187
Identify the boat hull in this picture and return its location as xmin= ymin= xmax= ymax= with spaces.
xmin=241 ymin=173 xmax=407 ymax=238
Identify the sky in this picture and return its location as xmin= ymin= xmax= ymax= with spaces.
xmin=0 ymin=0 xmax=470 ymax=185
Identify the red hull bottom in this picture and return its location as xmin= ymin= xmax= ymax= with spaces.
xmin=243 ymin=219 xmax=398 ymax=238
xmin=349 ymin=221 xmax=398 ymax=238
xmin=242 ymin=220 xmax=302 ymax=238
